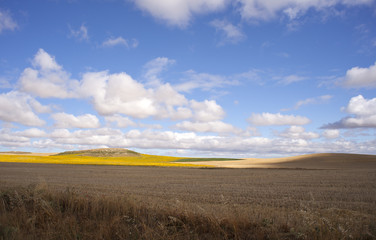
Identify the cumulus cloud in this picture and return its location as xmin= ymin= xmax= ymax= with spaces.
xmin=0 ymin=9 xmax=17 ymax=33
xmin=16 ymin=49 xmax=225 ymax=123
xmin=16 ymin=128 xmax=48 ymax=138
xmin=105 ymin=114 xmax=136 ymax=128
xmin=175 ymin=120 xmax=241 ymax=134
xmin=322 ymin=95 xmax=376 ymax=129
xmin=79 ymin=70 xmax=224 ymax=121
xmin=25 ymin=128 xmax=374 ymax=156
xmin=210 ymin=19 xmax=245 ymax=45
xmin=237 ymin=0 xmax=372 ymax=21
xmin=18 ymin=49 xmax=79 ymax=98
xmin=49 ymin=128 xmax=126 ymax=147
xmin=132 ymin=0 xmax=227 ymax=27
xmin=80 ymin=71 xmax=157 ymax=118
xmin=323 ymin=129 xmax=340 ymax=139
xmin=102 ymin=37 xmax=138 ymax=48
xmin=277 ymin=126 xmax=319 ymax=139
xmin=0 ymin=128 xmax=30 ymax=148
xmin=190 ymin=100 xmax=225 ymax=122
xmin=1 ymin=124 xmax=375 ymax=156
xmin=0 ymin=91 xmax=45 ymax=126
xmin=69 ymin=23 xmax=89 ymax=41
xmin=248 ymin=112 xmax=310 ymax=126
xmin=341 ymin=62 xmax=376 ymax=88
xmin=52 ymin=112 xmax=100 ymax=129
xmin=131 ymin=0 xmax=371 ymax=27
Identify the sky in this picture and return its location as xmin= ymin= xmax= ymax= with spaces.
xmin=0 ymin=0 xmax=376 ymax=157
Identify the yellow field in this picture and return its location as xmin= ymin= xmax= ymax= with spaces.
xmin=0 ymin=154 xmax=209 ymax=168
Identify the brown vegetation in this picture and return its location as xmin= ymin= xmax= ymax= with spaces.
xmin=1 ymin=162 xmax=375 ymax=239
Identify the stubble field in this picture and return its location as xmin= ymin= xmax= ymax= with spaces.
xmin=1 ymin=160 xmax=376 ymax=239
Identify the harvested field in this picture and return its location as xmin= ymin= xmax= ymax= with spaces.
xmin=1 ymin=162 xmax=376 ymax=239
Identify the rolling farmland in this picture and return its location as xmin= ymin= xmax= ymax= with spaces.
xmin=1 ymin=151 xmax=376 ymax=239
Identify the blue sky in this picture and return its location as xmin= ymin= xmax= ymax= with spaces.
xmin=0 ymin=0 xmax=376 ymax=157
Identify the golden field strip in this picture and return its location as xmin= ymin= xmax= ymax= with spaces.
xmin=0 ymin=153 xmax=209 ymax=168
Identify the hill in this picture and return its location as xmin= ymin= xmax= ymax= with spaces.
xmin=184 ymin=153 xmax=376 ymax=169
xmin=55 ymin=148 xmax=140 ymax=157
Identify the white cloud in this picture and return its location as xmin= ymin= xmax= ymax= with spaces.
xmin=155 ymin=83 xmax=188 ymax=106
xmin=18 ymin=49 xmax=79 ymax=98
xmin=105 ymin=114 xmax=136 ymax=128
xmin=80 ymin=71 xmax=200 ymax=120
xmin=29 ymin=99 xmax=53 ymax=113
xmin=132 ymin=0 xmax=227 ymax=27
xmin=80 ymin=71 xmax=158 ymax=118
xmin=0 ymin=129 xmax=30 ymax=148
xmin=345 ymin=95 xmax=376 ymax=116
xmin=322 ymin=95 xmax=376 ymax=129
xmin=248 ymin=112 xmax=310 ymax=126
xmin=210 ymin=19 xmax=245 ymax=45
xmin=16 ymin=128 xmax=48 ymax=138
xmin=0 ymin=91 xmax=45 ymax=126
xmin=237 ymin=0 xmax=372 ymax=21
xmin=102 ymin=37 xmax=138 ymax=48
xmin=342 ymin=62 xmax=376 ymax=88
xmin=0 ymin=9 xmax=17 ymax=33
xmin=78 ymin=67 xmax=223 ymax=121
xmin=190 ymin=100 xmax=225 ymax=122
xmin=277 ymin=126 xmax=319 ymax=139
xmin=49 ymin=128 xmax=127 ymax=147
xmin=14 ymin=50 xmax=231 ymax=124
xmin=131 ymin=0 xmax=372 ymax=28
xmin=323 ymin=129 xmax=340 ymax=139
xmin=175 ymin=120 xmax=241 ymax=133
xmin=2 ymin=125 xmax=376 ymax=156
xmin=69 ymin=23 xmax=89 ymax=41
xmin=52 ymin=112 xmax=100 ymax=129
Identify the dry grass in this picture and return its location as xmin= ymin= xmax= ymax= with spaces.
xmin=1 ymin=183 xmax=375 ymax=240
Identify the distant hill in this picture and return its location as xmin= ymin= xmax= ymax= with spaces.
xmin=269 ymin=153 xmax=376 ymax=169
xmin=55 ymin=148 xmax=140 ymax=157
xmin=183 ymin=153 xmax=376 ymax=169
